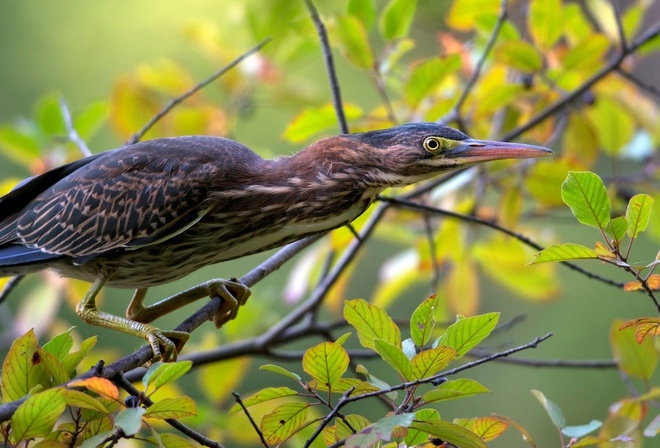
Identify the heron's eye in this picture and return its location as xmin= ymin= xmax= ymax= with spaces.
xmin=423 ymin=136 xmax=443 ymax=152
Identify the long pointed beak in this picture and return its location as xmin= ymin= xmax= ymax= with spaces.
xmin=447 ymin=138 xmax=553 ymax=162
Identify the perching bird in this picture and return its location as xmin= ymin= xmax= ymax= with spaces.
xmin=0 ymin=122 xmax=551 ymax=360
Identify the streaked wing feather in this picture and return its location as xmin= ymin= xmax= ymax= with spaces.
xmin=13 ymin=138 xmax=223 ymax=259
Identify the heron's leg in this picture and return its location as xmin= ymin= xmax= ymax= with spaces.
xmin=126 ymin=278 xmax=251 ymax=328
xmin=75 ymin=275 xmax=189 ymax=362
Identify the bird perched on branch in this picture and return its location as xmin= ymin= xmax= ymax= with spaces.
xmin=0 ymin=122 xmax=551 ymax=360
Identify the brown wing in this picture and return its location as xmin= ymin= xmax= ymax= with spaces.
xmin=9 ymin=136 xmax=261 ymax=262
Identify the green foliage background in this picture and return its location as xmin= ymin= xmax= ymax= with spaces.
xmin=1 ymin=0 xmax=660 ymax=446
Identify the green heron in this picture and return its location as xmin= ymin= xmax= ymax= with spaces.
xmin=0 ymin=122 xmax=551 ymax=360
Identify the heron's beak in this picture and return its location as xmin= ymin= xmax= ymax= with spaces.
xmin=447 ymin=138 xmax=553 ymax=162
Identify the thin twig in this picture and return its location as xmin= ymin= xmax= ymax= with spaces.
xmin=378 ymin=196 xmax=626 ymax=289
xmin=60 ymin=97 xmax=92 ymax=157
xmin=321 ymin=333 xmax=553 ymax=448
xmin=130 ymin=37 xmax=272 ymax=144
xmin=503 ymin=20 xmax=660 ymax=141
xmin=304 ymin=388 xmax=355 ymax=448
xmin=617 ymin=69 xmax=660 ymax=99
xmin=612 ymin=0 xmax=628 ymax=51
xmin=446 ymin=0 xmax=508 ymax=131
xmin=113 ymin=374 xmax=225 ymax=448
xmin=232 ymin=392 xmax=269 ymax=447
xmin=423 ymin=215 xmax=442 ymax=292
xmin=305 ymin=0 xmax=349 ymax=134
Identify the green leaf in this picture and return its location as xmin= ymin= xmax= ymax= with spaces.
xmin=626 ymin=194 xmax=654 ymax=238
xmin=10 ymin=389 xmax=66 ymax=443
xmin=411 ymin=346 xmax=456 ymax=379
xmin=146 ymin=433 xmax=198 ymax=448
xmin=447 ymin=0 xmax=501 ymax=31
xmin=61 ymin=389 xmax=109 ymax=413
xmin=1 ymin=329 xmax=52 ymax=402
xmin=355 ymin=365 xmax=397 ymax=400
xmin=374 ymin=339 xmax=414 ymax=381
xmin=0 ymin=125 xmax=40 ymax=166
xmin=409 ymin=419 xmax=486 ymax=448
xmin=260 ymin=364 xmax=302 ymax=382
xmin=36 ymin=94 xmax=66 ymax=136
xmin=604 ymin=216 xmax=628 ymax=243
xmin=229 ymin=387 xmax=298 ymax=415
xmin=562 ymin=34 xmax=609 ymax=72
xmin=39 ymin=348 xmax=70 ymax=385
xmin=335 ymin=332 xmax=352 ymax=346
xmin=114 ymin=407 xmax=146 ymax=436
xmin=310 ymin=377 xmax=380 ymax=395
xmin=335 ymin=15 xmax=374 ymax=69
xmin=531 ymin=389 xmax=566 ymax=429
xmin=438 ymin=313 xmax=499 ymax=358
xmin=42 ymin=329 xmax=74 ymax=362
xmin=345 ymin=413 xmax=415 ymax=448
xmin=410 ymin=294 xmax=438 ymax=347
xmin=585 ymin=96 xmax=635 ymax=155
xmin=73 ymin=100 xmax=107 ymax=140
xmin=61 ymin=336 xmax=97 ymax=376
xmin=528 ymin=0 xmax=563 ymax=49
xmin=283 ymin=103 xmax=363 ymax=143
xmin=144 ymin=396 xmax=197 ymax=419
xmin=561 ymin=171 xmax=611 ymax=229
xmin=261 ymin=402 xmax=309 ymax=445
xmin=404 ymin=55 xmax=461 ymax=107
xmin=142 ymin=361 xmax=192 ymax=394
xmin=378 ymin=0 xmax=417 ymax=40
xmin=335 ymin=414 xmax=372 ymax=442
xmin=302 ymin=341 xmax=349 ymax=388
xmin=347 ymin=0 xmax=376 ymax=30
xmin=562 ymin=420 xmax=602 ymax=438
xmin=611 ymin=320 xmax=658 ymax=380
xmin=80 ymin=431 xmax=114 ymax=448
xmin=532 ymin=243 xmax=600 ymax=263
xmin=422 ymin=378 xmax=490 ymax=403
xmin=344 ymin=299 xmax=401 ymax=350
xmin=405 ymin=409 xmax=440 ymax=446
xmin=495 ymin=40 xmax=543 ymax=72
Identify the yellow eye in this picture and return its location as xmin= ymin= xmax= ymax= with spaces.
xmin=423 ymin=136 xmax=443 ymax=152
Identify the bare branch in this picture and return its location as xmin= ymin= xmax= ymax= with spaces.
xmin=378 ymin=196 xmax=626 ymax=289
xmin=445 ymin=0 xmax=508 ymax=131
xmin=59 ymin=97 xmax=92 ymax=157
xmin=114 ymin=374 xmax=225 ymax=448
xmin=231 ymin=392 xmax=269 ymax=447
xmin=503 ymin=20 xmax=660 ymax=141
xmin=130 ymin=37 xmax=272 ymax=144
xmin=305 ymin=0 xmax=349 ymax=134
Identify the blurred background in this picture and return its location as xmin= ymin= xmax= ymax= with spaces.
xmin=1 ymin=0 xmax=660 ymax=446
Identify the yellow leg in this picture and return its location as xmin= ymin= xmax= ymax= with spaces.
xmin=75 ymin=275 xmax=189 ymax=362
xmin=126 ymin=278 xmax=251 ymax=328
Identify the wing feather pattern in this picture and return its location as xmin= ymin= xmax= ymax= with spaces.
xmin=0 ymin=136 xmax=260 ymax=265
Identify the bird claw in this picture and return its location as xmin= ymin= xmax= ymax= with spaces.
xmin=145 ymin=328 xmax=190 ymax=362
xmin=206 ymin=278 xmax=252 ymax=328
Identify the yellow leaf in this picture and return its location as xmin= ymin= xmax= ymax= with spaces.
xmin=447 ymin=0 xmax=501 ymax=31
xmin=624 ymin=281 xmax=643 ymax=292
xmin=303 ymin=342 xmax=349 ymax=388
xmin=446 ymin=258 xmax=479 ymax=316
xmin=344 ymin=299 xmax=401 ymax=349
xmin=68 ymin=377 xmax=119 ymax=401
xmin=529 ymin=0 xmax=563 ymax=49
xmin=648 ymin=274 xmax=660 ymax=290
xmin=473 ymin=236 xmax=559 ymax=301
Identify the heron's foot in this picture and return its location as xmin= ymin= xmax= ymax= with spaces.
xmin=144 ymin=328 xmax=190 ymax=362
xmin=206 ymin=277 xmax=252 ymax=328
